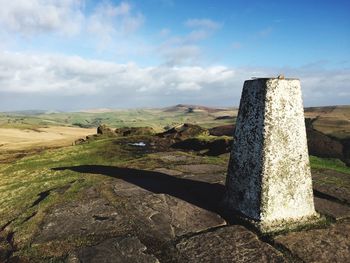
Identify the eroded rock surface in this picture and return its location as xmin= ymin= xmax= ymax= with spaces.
xmin=312 ymin=169 xmax=350 ymax=204
xmin=275 ymin=219 xmax=350 ymax=263
xmin=5 ymin=148 xmax=350 ymax=262
xmin=314 ymin=197 xmax=350 ymax=220
xmin=176 ymin=225 xmax=286 ymax=263
xmin=71 ymin=237 xmax=159 ymax=263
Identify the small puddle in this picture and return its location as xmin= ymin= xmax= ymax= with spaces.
xmin=128 ymin=142 xmax=146 ymax=147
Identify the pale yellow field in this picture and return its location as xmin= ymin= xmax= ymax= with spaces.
xmin=0 ymin=126 xmax=95 ymax=151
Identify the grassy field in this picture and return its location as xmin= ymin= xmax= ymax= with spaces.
xmin=0 ymin=106 xmax=237 ymax=132
xmin=0 ymin=126 xmax=95 ymax=151
xmin=0 ymin=105 xmax=236 ymax=163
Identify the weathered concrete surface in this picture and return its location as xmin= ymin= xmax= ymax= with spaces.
xmin=225 ymin=78 xmax=317 ymax=232
xmin=176 ymin=225 xmax=286 ymax=263
xmin=275 ymin=219 xmax=350 ymax=263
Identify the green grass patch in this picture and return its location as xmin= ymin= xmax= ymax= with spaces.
xmin=309 ymin=155 xmax=350 ymax=174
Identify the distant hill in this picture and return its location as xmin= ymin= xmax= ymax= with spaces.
xmin=163 ymin=104 xmax=234 ymax=113
xmin=304 ymin=105 xmax=350 ymax=139
xmin=79 ymin=108 xmax=117 ymax=113
xmin=3 ymin=110 xmax=63 ymax=116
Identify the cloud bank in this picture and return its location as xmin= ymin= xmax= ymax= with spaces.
xmin=0 ymin=51 xmax=349 ymax=111
xmin=0 ymin=1 xmax=348 ymax=110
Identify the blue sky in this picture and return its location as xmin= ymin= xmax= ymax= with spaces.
xmin=0 ymin=0 xmax=349 ymax=110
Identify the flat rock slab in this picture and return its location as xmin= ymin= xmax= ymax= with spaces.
xmin=312 ymin=169 xmax=350 ymax=204
xmin=70 ymin=237 xmax=159 ymax=263
xmin=275 ymin=219 xmax=350 ymax=263
xmin=176 ymin=225 xmax=286 ymax=263
xmin=182 ymin=173 xmax=226 ymax=184
xmin=114 ymin=179 xmax=153 ymax=197
xmin=126 ymin=193 xmax=226 ymax=240
xmin=153 ymin=168 xmax=183 ymax=176
xmin=33 ymin=185 xmax=226 ymax=250
xmin=314 ymin=197 xmax=350 ymax=220
xmin=157 ymin=153 xmax=203 ymax=163
xmin=174 ymin=164 xmax=226 ymax=174
xmin=33 ymin=195 xmax=130 ymax=244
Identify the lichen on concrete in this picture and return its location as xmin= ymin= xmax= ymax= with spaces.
xmin=224 ymin=78 xmax=319 ymax=232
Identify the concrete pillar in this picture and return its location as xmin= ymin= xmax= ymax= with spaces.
xmin=224 ymin=77 xmax=319 ymax=232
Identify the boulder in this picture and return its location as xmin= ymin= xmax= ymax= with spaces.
xmin=209 ymin=125 xmax=235 ymax=136
xmin=115 ymin=127 xmax=155 ymax=137
xmin=74 ymin=138 xmax=86 ymax=145
xmin=158 ymin=123 xmax=208 ymax=141
xmin=171 ymin=138 xmax=209 ymax=151
xmin=207 ymin=138 xmax=232 ymax=156
xmin=214 ymin=115 xmax=234 ymax=120
xmin=171 ymin=137 xmax=233 ymax=156
xmin=96 ymin=124 xmax=116 ymax=136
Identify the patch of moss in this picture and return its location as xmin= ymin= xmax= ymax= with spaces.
xmin=310 ymin=155 xmax=350 ymax=174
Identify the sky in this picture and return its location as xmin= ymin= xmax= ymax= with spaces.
xmin=0 ymin=0 xmax=349 ymax=111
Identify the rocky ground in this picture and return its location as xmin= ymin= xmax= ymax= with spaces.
xmin=0 ymin=125 xmax=350 ymax=262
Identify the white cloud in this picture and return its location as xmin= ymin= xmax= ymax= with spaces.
xmin=157 ymin=18 xmax=222 ymax=66
xmin=0 ymin=0 xmax=84 ymax=36
xmin=0 ymin=0 xmax=144 ymax=39
xmin=0 ymin=51 xmax=236 ymax=95
xmin=0 ymin=51 xmax=348 ymax=110
xmin=87 ymin=1 xmax=144 ymax=37
xmin=159 ymin=45 xmax=201 ymax=66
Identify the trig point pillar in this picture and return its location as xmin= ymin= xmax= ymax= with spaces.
xmin=224 ymin=77 xmax=319 ymax=232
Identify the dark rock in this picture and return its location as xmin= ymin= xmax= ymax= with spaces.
xmin=86 ymin=134 xmax=99 ymax=140
xmin=97 ymin=124 xmax=116 ymax=136
xmin=176 ymin=225 xmax=286 ymax=263
xmin=158 ymin=124 xmax=208 ymax=141
xmin=0 ymin=235 xmax=12 ymax=262
xmin=115 ymin=127 xmax=155 ymax=137
xmin=341 ymin=138 xmax=350 ymax=166
xmin=214 ymin=115 xmax=234 ymax=120
xmin=186 ymin=107 xmax=194 ymax=113
xmin=305 ymin=118 xmax=316 ymax=129
xmin=171 ymin=137 xmax=232 ymax=156
xmin=163 ymin=104 xmax=225 ymax=114
xmin=206 ymin=138 xmax=232 ymax=156
xmin=75 ymin=237 xmax=159 ymax=263
xmin=275 ymin=219 xmax=350 ymax=263
xmin=74 ymin=138 xmax=86 ymax=145
xmin=171 ymin=138 xmax=208 ymax=151
xmin=209 ymin=124 xmax=235 ymax=136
